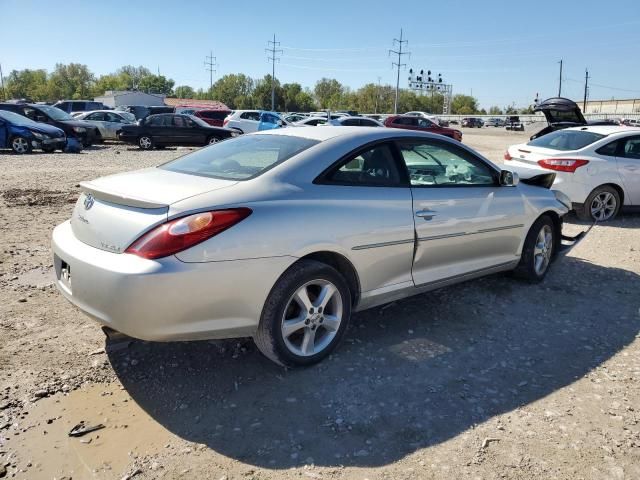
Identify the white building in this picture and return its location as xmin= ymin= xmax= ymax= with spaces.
xmin=94 ymin=90 xmax=166 ymax=108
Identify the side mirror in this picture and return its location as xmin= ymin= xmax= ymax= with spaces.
xmin=500 ymin=170 xmax=519 ymax=187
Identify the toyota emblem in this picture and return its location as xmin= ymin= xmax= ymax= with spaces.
xmin=84 ymin=193 xmax=95 ymax=210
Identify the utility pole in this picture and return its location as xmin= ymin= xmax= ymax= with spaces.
xmin=558 ymin=59 xmax=563 ymax=97
xmin=389 ymin=28 xmax=410 ymax=114
xmin=204 ymin=51 xmax=217 ymax=94
xmin=583 ymin=68 xmax=590 ymax=112
xmin=266 ymin=34 xmax=283 ymax=111
xmin=375 ymin=76 xmax=381 ymax=114
xmin=0 ymin=62 xmax=5 ymax=101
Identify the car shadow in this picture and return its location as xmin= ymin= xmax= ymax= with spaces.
xmin=564 ymin=210 xmax=640 ymax=229
xmin=107 ymin=256 xmax=639 ymax=468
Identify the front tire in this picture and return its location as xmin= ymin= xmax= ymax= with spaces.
xmin=207 ymin=136 xmax=220 ymax=145
xmin=576 ymin=185 xmax=620 ymax=222
xmin=513 ymin=215 xmax=555 ymax=283
xmin=11 ymin=136 xmax=32 ymax=154
xmin=138 ymin=135 xmax=154 ymax=150
xmin=254 ymin=260 xmax=352 ymax=367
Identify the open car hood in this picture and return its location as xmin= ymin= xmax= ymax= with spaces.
xmin=534 ymin=97 xmax=586 ymax=126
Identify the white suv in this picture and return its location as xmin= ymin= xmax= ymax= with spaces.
xmin=223 ymin=110 xmax=287 ymax=134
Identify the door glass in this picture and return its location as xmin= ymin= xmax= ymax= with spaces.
xmin=596 ymin=140 xmax=619 ymax=156
xmin=622 ymin=137 xmax=640 ymax=159
xmin=325 ymin=143 xmax=402 ymax=186
xmin=399 ymin=140 xmax=496 ymax=186
xmin=87 ymin=112 xmax=106 ymax=121
xmin=173 ymin=116 xmax=187 ymax=128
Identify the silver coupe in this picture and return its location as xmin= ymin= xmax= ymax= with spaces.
xmin=52 ymin=127 xmax=581 ymax=366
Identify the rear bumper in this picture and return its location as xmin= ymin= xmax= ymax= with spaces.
xmin=506 ymin=162 xmax=592 ymax=204
xmin=52 ymin=220 xmax=295 ymax=341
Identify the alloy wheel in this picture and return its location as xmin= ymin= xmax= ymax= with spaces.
xmin=281 ymin=280 xmax=343 ymax=357
xmin=208 ymin=137 xmax=219 ymax=144
xmin=139 ymin=136 xmax=152 ymax=149
xmin=533 ymin=224 xmax=553 ymax=276
xmin=590 ymin=192 xmax=616 ymax=221
xmin=12 ymin=137 xmax=29 ymax=154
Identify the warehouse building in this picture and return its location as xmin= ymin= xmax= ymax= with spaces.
xmin=94 ymin=90 xmax=166 ymax=108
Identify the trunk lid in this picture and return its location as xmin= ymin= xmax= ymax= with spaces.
xmin=534 ymin=97 xmax=586 ymax=125
xmin=70 ymin=168 xmax=238 ymax=253
xmin=509 ymin=144 xmax=569 ymax=167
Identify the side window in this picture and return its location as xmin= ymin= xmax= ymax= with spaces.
xmin=23 ymin=108 xmax=38 ymax=120
xmin=323 ymin=143 xmax=402 ymax=186
xmin=241 ymin=111 xmax=260 ymax=121
xmin=622 ymin=137 xmax=640 ymax=159
xmin=342 ymin=118 xmax=359 ymax=126
xmin=173 ymin=115 xmax=186 ymax=127
xmin=148 ymin=115 xmax=166 ymax=126
xmin=87 ymin=112 xmax=106 ymax=121
xmin=417 ymin=118 xmax=434 ymax=128
xmin=596 ymin=140 xmax=619 ymax=157
xmin=399 ymin=140 xmax=496 ymax=187
xmin=56 ymin=102 xmax=70 ymax=112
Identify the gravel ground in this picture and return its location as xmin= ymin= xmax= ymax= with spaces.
xmin=0 ymin=129 xmax=639 ymax=480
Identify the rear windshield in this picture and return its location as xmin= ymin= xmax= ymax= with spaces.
xmin=527 ymin=129 xmax=605 ymax=151
xmin=160 ymin=134 xmax=319 ymax=180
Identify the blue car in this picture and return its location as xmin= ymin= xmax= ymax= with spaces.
xmin=0 ymin=110 xmax=67 ymax=154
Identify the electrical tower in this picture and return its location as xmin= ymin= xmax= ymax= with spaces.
xmin=266 ymin=34 xmax=283 ymax=111
xmin=389 ymin=29 xmax=410 ymax=114
xmin=204 ymin=51 xmax=217 ymax=93
xmin=583 ymin=68 xmax=590 ymax=112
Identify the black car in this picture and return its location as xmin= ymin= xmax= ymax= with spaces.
xmin=461 ymin=117 xmax=483 ymax=128
xmin=118 ymin=113 xmax=237 ymax=150
xmin=505 ymin=115 xmax=525 ymax=131
xmin=115 ymin=105 xmax=175 ymax=120
xmin=0 ymin=103 xmax=99 ymax=146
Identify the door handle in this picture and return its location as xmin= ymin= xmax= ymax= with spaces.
xmin=415 ymin=209 xmax=437 ymax=220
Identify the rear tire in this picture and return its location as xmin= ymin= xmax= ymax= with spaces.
xmin=138 ymin=135 xmax=154 ymax=150
xmin=11 ymin=136 xmax=32 ymax=154
xmin=513 ymin=215 xmax=555 ymax=283
xmin=576 ymin=185 xmax=620 ymax=222
xmin=254 ymin=260 xmax=352 ymax=367
xmin=207 ymin=136 xmax=220 ymax=145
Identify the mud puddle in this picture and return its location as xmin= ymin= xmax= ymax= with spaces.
xmin=1 ymin=188 xmax=77 ymax=207
xmin=5 ymin=383 xmax=171 ymax=479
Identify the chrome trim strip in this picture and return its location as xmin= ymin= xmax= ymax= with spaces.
xmin=352 ymin=238 xmax=415 ymax=251
xmin=418 ymin=224 xmax=523 ymax=242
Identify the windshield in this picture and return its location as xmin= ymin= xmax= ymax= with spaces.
xmin=37 ymin=105 xmax=73 ymax=121
xmin=186 ymin=115 xmax=211 ymax=128
xmin=528 ymin=129 xmax=606 ymax=151
xmin=160 ymin=134 xmax=319 ymax=180
xmin=0 ymin=110 xmax=41 ymax=127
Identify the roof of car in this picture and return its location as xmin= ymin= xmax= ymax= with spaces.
xmin=564 ymin=125 xmax=640 ymax=135
xmin=254 ymin=125 xmax=446 ymax=142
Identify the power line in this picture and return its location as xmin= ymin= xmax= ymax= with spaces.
xmin=204 ymin=51 xmax=217 ymax=92
xmin=389 ymin=28 xmax=410 ymax=114
xmin=266 ymin=34 xmax=283 ymax=111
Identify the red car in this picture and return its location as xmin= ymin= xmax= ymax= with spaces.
xmin=384 ymin=115 xmax=463 ymax=142
xmin=174 ymin=105 xmax=232 ymax=127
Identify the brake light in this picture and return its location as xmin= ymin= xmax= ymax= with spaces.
xmin=504 ymin=151 xmax=513 ymax=161
xmin=537 ymin=158 xmax=589 ymax=173
xmin=223 ymin=118 xmax=229 ymax=126
xmin=125 ymin=208 xmax=252 ymax=259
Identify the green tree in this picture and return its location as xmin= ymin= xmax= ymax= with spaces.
xmin=519 ymin=105 xmax=535 ymax=114
xmin=210 ymin=74 xmax=254 ymax=108
xmin=253 ymin=75 xmax=284 ymax=110
xmin=174 ymin=85 xmax=196 ymax=99
xmin=48 ymin=63 xmax=95 ymax=100
xmin=314 ymin=78 xmax=344 ymax=109
xmin=4 ymin=69 xmax=49 ymax=101
xmin=505 ymin=105 xmax=518 ymax=114
xmin=138 ymin=74 xmax=174 ymax=95
xmin=488 ymin=106 xmax=503 ymax=115
xmin=451 ymin=94 xmax=479 ymax=114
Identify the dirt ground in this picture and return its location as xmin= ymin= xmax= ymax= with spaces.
xmin=0 ymin=127 xmax=639 ymax=480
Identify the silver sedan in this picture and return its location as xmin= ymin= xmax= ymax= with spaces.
xmin=73 ymin=110 xmax=136 ymax=140
xmin=52 ymin=127 xmax=580 ymax=366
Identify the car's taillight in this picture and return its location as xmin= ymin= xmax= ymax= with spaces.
xmin=537 ymin=158 xmax=589 ymax=173
xmin=223 ymin=118 xmax=229 ymax=126
xmin=504 ymin=151 xmax=513 ymax=161
xmin=125 ymin=208 xmax=252 ymax=259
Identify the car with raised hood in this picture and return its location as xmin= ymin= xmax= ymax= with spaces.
xmin=74 ymin=110 xmax=136 ymax=140
xmin=0 ymin=110 xmax=66 ymax=154
xmin=52 ymin=127 xmax=586 ymax=366
xmin=0 ymin=103 xmax=99 ymax=146
xmin=384 ymin=115 xmax=462 ymax=141
xmin=117 ymin=113 xmax=237 ymax=149
xmin=505 ymin=125 xmax=640 ymax=221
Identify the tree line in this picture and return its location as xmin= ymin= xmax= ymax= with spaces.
xmin=1 ymin=63 xmax=532 ymax=114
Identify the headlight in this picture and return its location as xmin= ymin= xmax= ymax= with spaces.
xmin=32 ymin=132 xmax=47 ymax=140
xmin=72 ymin=127 xmax=86 ymax=133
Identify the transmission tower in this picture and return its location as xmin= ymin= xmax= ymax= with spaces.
xmin=266 ymin=34 xmax=283 ymax=111
xmin=204 ymin=51 xmax=217 ymax=93
xmin=389 ymin=28 xmax=410 ymax=114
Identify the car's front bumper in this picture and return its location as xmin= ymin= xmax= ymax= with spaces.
xmin=52 ymin=220 xmax=295 ymax=341
xmin=33 ymin=137 xmax=66 ymax=150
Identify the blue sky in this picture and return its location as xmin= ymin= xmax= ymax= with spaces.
xmin=2 ymin=0 xmax=640 ymax=108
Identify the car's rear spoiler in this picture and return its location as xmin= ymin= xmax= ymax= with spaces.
xmin=520 ymin=173 xmax=556 ymax=189
xmin=79 ymin=181 xmax=169 ymax=209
